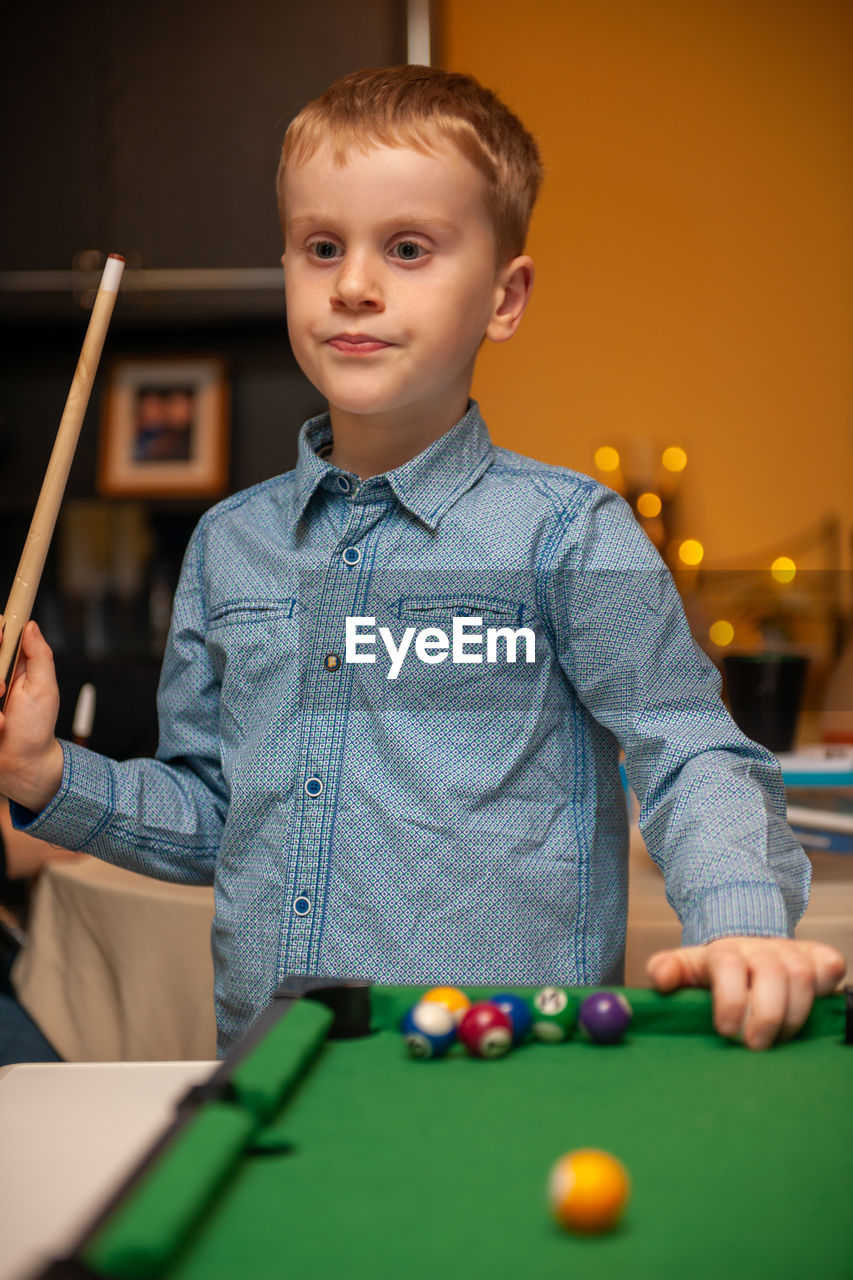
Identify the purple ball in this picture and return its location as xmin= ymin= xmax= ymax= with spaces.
xmin=579 ymin=992 xmax=632 ymax=1044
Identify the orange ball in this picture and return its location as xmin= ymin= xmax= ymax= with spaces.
xmin=548 ymin=1149 xmax=630 ymax=1234
xmin=420 ymin=986 xmax=471 ymax=1025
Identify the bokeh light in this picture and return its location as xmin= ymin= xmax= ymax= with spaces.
xmin=678 ymin=538 xmax=704 ymax=566
xmin=636 ymin=492 xmax=662 ymax=518
xmin=709 ymin=619 xmax=735 ymax=647
xmin=770 ymin=556 xmax=796 ymax=584
xmin=594 ymin=446 xmax=620 ymax=472
xmin=662 ymin=446 xmax=687 ymax=472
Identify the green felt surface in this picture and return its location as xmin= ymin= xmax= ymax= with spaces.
xmin=83 ymin=988 xmax=852 ymax=1280
xmin=229 ymin=997 xmax=333 ymax=1122
xmin=84 ymin=1104 xmax=257 ymax=1278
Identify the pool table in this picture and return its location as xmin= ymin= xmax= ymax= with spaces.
xmin=39 ymin=979 xmax=853 ymax=1280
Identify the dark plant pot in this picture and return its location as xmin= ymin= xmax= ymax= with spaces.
xmin=722 ymin=653 xmax=808 ymax=753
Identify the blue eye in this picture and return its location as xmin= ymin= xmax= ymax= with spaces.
xmin=392 ymin=241 xmax=427 ymax=261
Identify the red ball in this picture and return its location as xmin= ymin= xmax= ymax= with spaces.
xmin=458 ymin=1002 xmax=514 ymax=1059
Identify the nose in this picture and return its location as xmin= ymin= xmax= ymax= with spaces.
xmin=330 ymin=251 xmax=384 ymax=312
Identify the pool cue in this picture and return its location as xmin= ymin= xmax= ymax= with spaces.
xmin=0 ymin=254 xmax=125 ymax=712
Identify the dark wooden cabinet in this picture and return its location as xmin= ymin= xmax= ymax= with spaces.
xmin=1 ymin=4 xmax=103 ymax=272
xmin=1 ymin=0 xmax=407 ymax=272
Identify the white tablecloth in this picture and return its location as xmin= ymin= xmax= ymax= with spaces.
xmin=12 ymin=856 xmax=217 ymax=1061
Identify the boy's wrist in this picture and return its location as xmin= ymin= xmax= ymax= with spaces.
xmin=7 ymin=739 xmax=65 ymax=816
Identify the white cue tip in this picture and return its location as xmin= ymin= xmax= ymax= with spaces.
xmin=101 ymin=255 xmax=126 ymax=293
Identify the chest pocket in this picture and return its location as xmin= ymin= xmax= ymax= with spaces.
xmin=206 ymin=597 xmax=302 ymax=702
xmin=388 ymin=594 xmax=529 ymax=627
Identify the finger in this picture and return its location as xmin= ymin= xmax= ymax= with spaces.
xmin=646 ymin=950 xmax=684 ymax=992
xmin=803 ymin=941 xmax=848 ymax=995
xmin=18 ymin=621 xmax=55 ymax=685
xmin=8 ymin=641 xmax=28 ymax=690
xmin=741 ymin=958 xmax=789 ymax=1051
xmin=646 ymin=946 xmax=710 ymax=992
xmin=777 ymin=951 xmax=817 ymax=1042
xmin=706 ymin=946 xmax=750 ymax=1039
xmin=21 ymin=619 xmax=47 ymax=655
xmin=5 ymin=621 xmax=54 ymax=701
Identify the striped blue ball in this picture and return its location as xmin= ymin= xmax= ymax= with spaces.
xmin=401 ymin=1000 xmax=457 ymax=1059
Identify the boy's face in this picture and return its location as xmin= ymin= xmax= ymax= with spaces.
xmin=281 ymin=140 xmax=531 ymax=436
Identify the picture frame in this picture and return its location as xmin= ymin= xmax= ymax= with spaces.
xmin=98 ymin=356 xmax=229 ymax=498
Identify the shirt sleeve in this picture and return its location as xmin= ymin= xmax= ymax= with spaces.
xmin=10 ymin=522 xmax=226 ymax=885
xmin=543 ymin=481 xmax=811 ymax=944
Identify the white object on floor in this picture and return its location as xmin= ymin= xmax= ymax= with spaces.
xmin=0 ymin=1059 xmax=217 ymax=1280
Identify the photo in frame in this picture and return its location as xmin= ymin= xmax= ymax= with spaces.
xmin=98 ymin=357 xmax=229 ymax=498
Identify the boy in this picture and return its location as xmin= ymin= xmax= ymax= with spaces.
xmin=0 ymin=66 xmax=844 ymax=1055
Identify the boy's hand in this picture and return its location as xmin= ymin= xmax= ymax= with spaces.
xmin=646 ymin=936 xmax=847 ymax=1050
xmin=0 ymin=618 xmax=64 ymax=813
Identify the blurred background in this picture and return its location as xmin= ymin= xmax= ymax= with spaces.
xmin=1 ymin=0 xmax=851 ymax=746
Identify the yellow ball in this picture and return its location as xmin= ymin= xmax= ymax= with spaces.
xmin=548 ymin=1149 xmax=630 ymax=1234
xmin=420 ymin=986 xmax=471 ymax=1025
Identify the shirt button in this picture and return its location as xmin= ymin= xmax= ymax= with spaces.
xmin=342 ymin=546 xmax=361 ymax=566
xmin=293 ymin=895 xmax=312 ymax=917
xmin=336 ymin=475 xmax=351 ymax=493
xmin=324 ymin=654 xmax=341 ymax=671
xmin=304 ymin=777 xmax=324 ymax=798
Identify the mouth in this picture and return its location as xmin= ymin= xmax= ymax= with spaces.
xmin=326 ymin=334 xmax=393 ymax=355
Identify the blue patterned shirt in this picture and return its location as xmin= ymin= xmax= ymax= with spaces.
xmin=15 ymin=402 xmax=810 ymax=1052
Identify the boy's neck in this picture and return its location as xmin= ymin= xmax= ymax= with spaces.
xmin=325 ymin=393 xmax=472 ymax=480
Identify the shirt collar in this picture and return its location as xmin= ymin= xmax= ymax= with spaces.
xmin=289 ymin=400 xmax=494 ymax=531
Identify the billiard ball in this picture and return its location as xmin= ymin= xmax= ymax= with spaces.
xmin=548 ymin=1148 xmax=630 ymax=1234
xmin=401 ymin=1001 xmax=457 ymax=1059
xmin=579 ymin=991 xmax=632 ymax=1044
xmin=458 ymin=1002 xmax=513 ymax=1059
xmin=530 ymin=986 xmax=578 ymax=1043
xmin=421 ymin=986 xmax=471 ymax=1025
xmin=489 ymin=992 xmax=534 ymax=1045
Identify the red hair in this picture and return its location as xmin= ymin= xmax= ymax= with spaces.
xmin=277 ymin=65 xmax=543 ymax=262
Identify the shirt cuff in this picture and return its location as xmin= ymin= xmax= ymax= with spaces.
xmin=9 ymin=740 xmax=115 ymax=851
xmin=679 ymin=881 xmax=797 ymax=946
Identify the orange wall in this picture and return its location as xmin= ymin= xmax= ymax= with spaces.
xmin=442 ymin=0 xmax=853 ymax=570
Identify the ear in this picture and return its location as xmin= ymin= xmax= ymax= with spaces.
xmin=485 ymin=255 xmax=535 ymax=344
